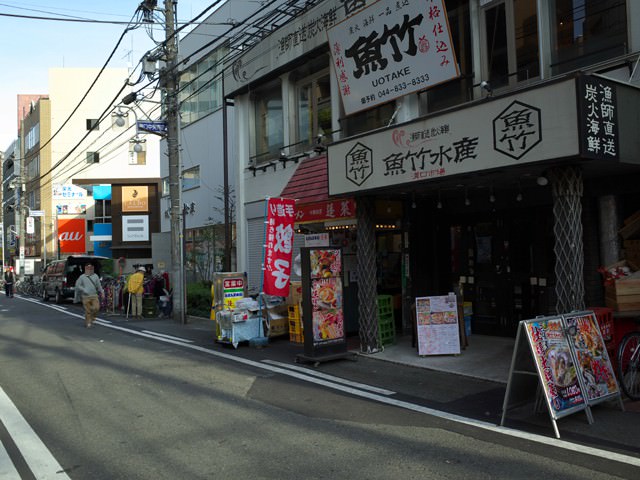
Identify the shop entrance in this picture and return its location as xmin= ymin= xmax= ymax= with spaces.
xmin=410 ymin=204 xmax=554 ymax=338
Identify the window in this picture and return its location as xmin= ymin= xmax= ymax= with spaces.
xmin=550 ymin=0 xmax=627 ymax=75
xmin=342 ymin=102 xmax=396 ymax=137
xmin=86 ymin=152 xmax=100 ymax=164
xmin=26 ymin=155 xmax=40 ymax=180
xmin=86 ymin=119 xmax=100 ymax=131
xmin=182 ymin=166 xmax=200 ymax=191
xmin=253 ymin=81 xmax=283 ymax=163
xmin=94 ymin=200 xmax=111 ymax=224
xmin=481 ymin=0 xmax=540 ymax=90
xmin=179 ymin=44 xmax=228 ymax=126
xmin=296 ymin=73 xmax=332 ymax=149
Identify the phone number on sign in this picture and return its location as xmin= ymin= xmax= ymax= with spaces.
xmin=361 ymin=73 xmax=431 ymax=105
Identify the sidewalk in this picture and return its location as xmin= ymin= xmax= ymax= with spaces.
xmin=100 ymin=311 xmax=640 ymax=457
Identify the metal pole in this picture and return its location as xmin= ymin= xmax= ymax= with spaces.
xmin=164 ymin=0 xmax=185 ymax=324
xmin=42 ymin=211 xmax=46 ymax=270
xmin=222 ymin=74 xmax=231 ymax=271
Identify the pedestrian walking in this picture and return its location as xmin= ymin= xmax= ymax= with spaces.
xmin=127 ymin=266 xmax=146 ymax=319
xmin=4 ymin=267 xmax=15 ymax=298
xmin=74 ymin=264 xmax=104 ymax=328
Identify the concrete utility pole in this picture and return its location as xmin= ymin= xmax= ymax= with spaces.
xmin=163 ymin=0 xmax=186 ymax=324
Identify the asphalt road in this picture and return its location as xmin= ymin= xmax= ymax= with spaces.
xmin=0 ymin=293 xmax=638 ymax=479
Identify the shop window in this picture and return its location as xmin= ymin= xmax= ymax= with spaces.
xmin=296 ymin=72 xmax=332 ymax=151
xmin=86 ymin=118 xmax=100 ymax=131
xmin=182 ymin=166 xmax=200 ymax=191
xmin=421 ymin=0 xmax=473 ymax=113
xmin=550 ymin=0 xmax=627 ymax=75
xmin=252 ymin=81 xmax=283 ymax=163
xmin=481 ymin=0 xmax=540 ymax=90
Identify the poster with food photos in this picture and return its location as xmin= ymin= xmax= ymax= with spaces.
xmin=563 ymin=312 xmax=619 ymax=404
xmin=415 ymin=294 xmax=460 ymax=356
xmin=310 ymin=249 xmax=344 ymax=346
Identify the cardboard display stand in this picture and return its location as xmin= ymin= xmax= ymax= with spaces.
xmin=501 ymin=312 xmax=623 ymax=438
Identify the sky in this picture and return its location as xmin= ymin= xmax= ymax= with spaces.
xmin=0 ymin=0 xmax=216 ymax=150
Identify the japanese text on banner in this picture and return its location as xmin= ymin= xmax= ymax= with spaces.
xmin=263 ymin=198 xmax=296 ymax=296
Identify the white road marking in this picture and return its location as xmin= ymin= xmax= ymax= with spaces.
xmin=16 ymin=298 xmax=640 ymax=468
xmin=0 ymin=387 xmax=71 ymax=479
xmin=141 ymin=330 xmax=193 ymax=343
xmin=0 ymin=442 xmax=21 ymax=479
xmin=262 ymin=359 xmax=396 ymax=395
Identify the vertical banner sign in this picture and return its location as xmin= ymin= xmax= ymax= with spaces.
xmin=524 ymin=317 xmax=587 ymax=417
xmin=563 ymin=311 xmax=620 ymax=403
xmin=579 ymin=75 xmax=618 ymax=159
xmin=263 ymin=197 xmax=296 ymax=296
xmin=57 ymin=218 xmax=86 ymax=254
xmin=310 ymin=249 xmax=344 ymax=346
xmin=415 ymin=294 xmax=461 ymax=356
xmin=327 ymin=0 xmax=459 ymax=115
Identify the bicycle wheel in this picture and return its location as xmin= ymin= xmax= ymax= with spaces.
xmin=617 ymin=331 xmax=640 ymax=401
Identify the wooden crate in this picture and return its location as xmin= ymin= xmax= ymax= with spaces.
xmin=605 ymin=278 xmax=640 ymax=311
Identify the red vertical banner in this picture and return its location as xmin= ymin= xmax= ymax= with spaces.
xmin=263 ymin=197 xmax=296 ymax=296
xmin=58 ymin=218 xmax=86 ymax=254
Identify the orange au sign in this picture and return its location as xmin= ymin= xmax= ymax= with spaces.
xmin=57 ymin=218 xmax=86 ymax=254
xmin=122 ymin=186 xmax=149 ymax=212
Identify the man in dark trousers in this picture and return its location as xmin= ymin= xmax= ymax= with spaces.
xmin=4 ymin=267 xmax=15 ymax=297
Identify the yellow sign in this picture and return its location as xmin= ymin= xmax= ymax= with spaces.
xmin=122 ymin=186 xmax=149 ymax=212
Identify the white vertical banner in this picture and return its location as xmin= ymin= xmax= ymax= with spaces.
xmin=26 ymin=217 xmax=35 ymax=234
xmin=327 ymin=0 xmax=459 ymax=115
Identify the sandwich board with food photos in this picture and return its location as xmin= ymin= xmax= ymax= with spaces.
xmin=296 ymin=247 xmax=355 ymax=366
xmin=501 ymin=313 xmax=622 ymax=438
xmin=415 ymin=293 xmax=461 ymax=356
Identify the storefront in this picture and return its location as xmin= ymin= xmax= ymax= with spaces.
xmin=328 ymin=73 xmax=640 ymax=347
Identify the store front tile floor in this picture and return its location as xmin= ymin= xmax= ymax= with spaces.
xmin=361 ymin=334 xmax=515 ymax=384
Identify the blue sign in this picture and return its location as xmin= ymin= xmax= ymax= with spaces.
xmin=137 ymin=120 xmax=168 ymax=135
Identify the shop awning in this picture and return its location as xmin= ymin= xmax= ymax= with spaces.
xmin=280 ymin=155 xmax=328 ymax=204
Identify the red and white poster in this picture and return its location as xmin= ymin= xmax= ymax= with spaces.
xmin=57 ymin=218 xmax=86 ymax=254
xmin=263 ymin=197 xmax=296 ymax=296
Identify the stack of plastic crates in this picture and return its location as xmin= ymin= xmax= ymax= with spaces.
xmin=288 ymin=304 xmax=303 ymax=344
xmin=377 ymin=295 xmax=395 ymax=347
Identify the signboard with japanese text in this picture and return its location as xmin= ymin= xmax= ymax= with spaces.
xmin=295 ymin=198 xmax=356 ymax=224
xmin=327 ymin=0 xmax=459 ymax=115
xmin=563 ymin=311 xmax=620 ymax=404
xmin=304 ymin=233 xmax=330 ymax=247
xmin=122 ymin=215 xmax=149 ymax=242
xmin=328 ymin=77 xmax=580 ymax=195
xmin=122 ymin=186 xmax=149 ymax=212
xmin=578 ymin=76 xmax=619 ymax=159
xmin=415 ymin=294 xmax=460 ymax=356
xmin=52 ymin=184 xmax=87 ymax=200
xmin=57 ymin=218 xmax=86 ymax=254
xmin=262 ymin=197 xmax=296 ymax=296
xmin=226 ymin=0 xmax=374 ymax=95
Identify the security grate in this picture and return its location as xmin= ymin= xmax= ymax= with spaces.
xmin=357 ymin=197 xmax=381 ymax=353
xmin=550 ymin=166 xmax=586 ymax=313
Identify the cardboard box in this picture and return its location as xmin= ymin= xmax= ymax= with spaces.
xmin=287 ymin=281 xmax=302 ymax=306
xmin=266 ymin=304 xmax=289 ymax=337
xmin=605 ymin=278 xmax=640 ymax=311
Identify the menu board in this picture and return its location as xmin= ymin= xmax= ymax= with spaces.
xmin=564 ymin=312 xmax=619 ymax=403
xmin=415 ymin=294 xmax=461 ymax=356
xmin=310 ymin=249 xmax=344 ymax=346
xmin=524 ymin=318 xmax=587 ymax=417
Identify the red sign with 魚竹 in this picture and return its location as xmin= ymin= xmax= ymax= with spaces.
xmin=58 ymin=218 xmax=86 ymax=254
xmin=263 ymin=198 xmax=296 ymax=296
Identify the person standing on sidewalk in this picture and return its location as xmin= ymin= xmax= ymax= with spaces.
xmin=127 ymin=266 xmax=146 ymax=319
xmin=4 ymin=267 xmax=15 ymax=298
xmin=74 ymin=264 xmax=104 ymax=328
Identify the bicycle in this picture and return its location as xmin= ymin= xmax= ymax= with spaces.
xmin=617 ymin=330 xmax=640 ymax=400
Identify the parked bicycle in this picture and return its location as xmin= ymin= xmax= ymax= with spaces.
xmin=617 ymin=328 xmax=640 ymax=400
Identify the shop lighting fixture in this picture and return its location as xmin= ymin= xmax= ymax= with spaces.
xmin=411 ymin=192 xmax=416 ymax=209
xmin=436 ymin=190 xmax=442 ymax=209
xmin=516 ymin=181 xmax=523 ymax=202
xmin=376 ymin=224 xmax=397 ymax=230
xmin=464 ymin=188 xmax=470 ymax=206
xmin=489 ymin=187 xmax=496 ymax=203
xmin=537 ymin=175 xmax=549 ymax=186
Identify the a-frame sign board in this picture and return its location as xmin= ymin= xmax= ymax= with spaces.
xmin=501 ymin=312 xmax=623 ymax=438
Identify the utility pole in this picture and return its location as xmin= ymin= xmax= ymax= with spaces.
xmin=164 ymin=0 xmax=185 ymax=324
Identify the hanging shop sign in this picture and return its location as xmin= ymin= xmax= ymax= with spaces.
xmin=57 ymin=218 xmax=86 ymax=254
xmin=122 ymin=215 xmax=149 ymax=242
xmin=298 ymin=247 xmax=352 ymax=364
xmin=52 ymin=184 xmax=87 ymax=200
xmin=327 ymin=0 xmax=459 ymax=115
xmin=328 ymin=77 xmax=581 ymax=196
xmin=262 ymin=197 xmax=296 ymax=296
xmin=415 ymin=294 xmax=461 ymax=356
xmin=122 ymin=186 xmax=149 ymax=212
xmin=304 ymin=233 xmax=330 ymax=247
xmin=295 ymin=198 xmax=356 ymax=224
